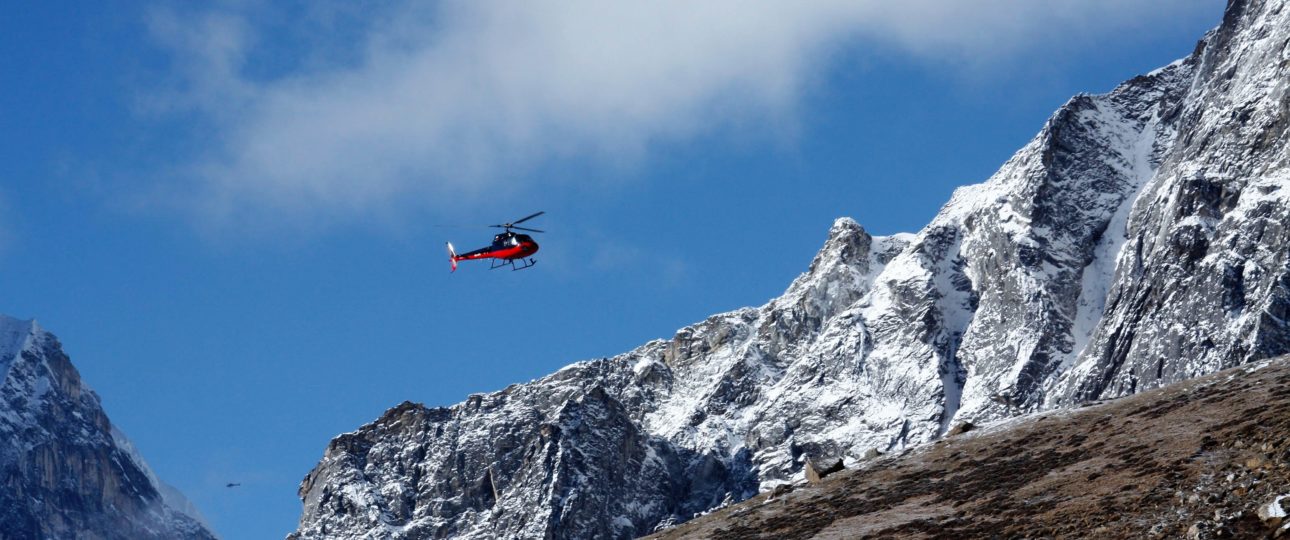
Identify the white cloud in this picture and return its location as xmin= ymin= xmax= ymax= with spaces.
xmin=147 ymin=0 xmax=1218 ymax=225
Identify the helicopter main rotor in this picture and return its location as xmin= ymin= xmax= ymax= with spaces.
xmin=490 ymin=211 xmax=545 ymax=233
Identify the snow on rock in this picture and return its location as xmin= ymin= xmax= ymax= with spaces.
xmin=1263 ymin=494 xmax=1289 ymax=520
xmin=294 ymin=1 xmax=1290 ymax=538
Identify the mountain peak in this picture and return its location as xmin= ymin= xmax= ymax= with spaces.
xmin=828 ymin=216 xmax=861 ymax=235
xmin=0 ymin=314 xmax=35 ymax=352
xmin=782 ymin=217 xmax=870 ymax=287
xmin=0 ymin=316 xmax=216 ymax=539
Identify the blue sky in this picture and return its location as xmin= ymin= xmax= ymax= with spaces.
xmin=1 ymin=1 xmax=1223 ymax=537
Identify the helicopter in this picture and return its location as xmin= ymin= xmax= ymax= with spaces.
xmin=446 ymin=211 xmax=544 ymax=272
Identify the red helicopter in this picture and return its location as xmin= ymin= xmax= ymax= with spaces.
xmin=446 ymin=211 xmax=544 ymax=272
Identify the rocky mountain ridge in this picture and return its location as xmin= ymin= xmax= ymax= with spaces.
xmin=292 ymin=0 xmax=1290 ymax=538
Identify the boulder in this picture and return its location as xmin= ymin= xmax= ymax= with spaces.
xmin=805 ymin=458 xmax=845 ymax=484
xmin=947 ymin=422 xmax=976 ymax=437
xmin=1259 ymin=495 xmax=1289 ymax=530
xmin=767 ymin=484 xmax=794 ymax=501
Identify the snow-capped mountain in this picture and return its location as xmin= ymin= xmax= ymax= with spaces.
xmin=0 ymin=316 xmax=216 ymax=539
xmin=292 ymin=0 xmax=1290 ymax=538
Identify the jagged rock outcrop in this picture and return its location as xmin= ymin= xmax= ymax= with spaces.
xmin=293 ymin=1 xmax=1290 ymax=538
xmin=0 ymin=316 xmax=216 ymax=540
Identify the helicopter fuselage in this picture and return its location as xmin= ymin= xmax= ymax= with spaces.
xmin=454 ymin=232 xmax=539 ymax=263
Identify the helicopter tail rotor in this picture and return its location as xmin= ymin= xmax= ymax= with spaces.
xmin=446 ymin=242 xmax=459 ymax=272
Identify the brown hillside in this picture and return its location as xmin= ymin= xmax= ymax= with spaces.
xmin=648 ymin=358 xmax=1290 ymax=539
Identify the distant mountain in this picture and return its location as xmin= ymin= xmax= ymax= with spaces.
xmin=292 ymin=0 xmax=1290 ymax=538
xmin=0 ymin=316 xmax=216 ymax=539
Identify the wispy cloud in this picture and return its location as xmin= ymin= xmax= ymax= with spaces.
xmin=145 ymin=0 xmax=1216 ymax=226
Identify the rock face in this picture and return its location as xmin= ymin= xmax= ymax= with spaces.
xmin=1055 ymin=0 xmax=1290 ymax=403
xmin=0 ymin=316 xmax=216 ymax=540
xmin=293 ymin=1 xmax=1290 ymax=538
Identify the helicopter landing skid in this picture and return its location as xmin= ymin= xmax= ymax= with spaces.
xmin=490 ymin=258 xmax=538 ymax=271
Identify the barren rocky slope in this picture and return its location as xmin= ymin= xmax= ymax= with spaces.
xmin=650 ymin=357 xmax=1290 ymax=540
